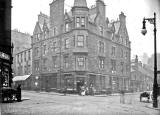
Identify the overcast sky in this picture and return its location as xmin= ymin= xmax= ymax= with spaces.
xmin=12 ymin=0 xmax=160 ymax=59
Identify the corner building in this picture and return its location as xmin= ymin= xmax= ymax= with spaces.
xmin=31 ymin=0 xmax=131 ymax=93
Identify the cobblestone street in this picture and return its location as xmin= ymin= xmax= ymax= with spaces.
xmin=1 ymin=91 xmax=160 ymax=115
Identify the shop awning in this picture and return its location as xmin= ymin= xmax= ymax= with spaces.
xmin=13 ymin=75 xmax=31 ymax=82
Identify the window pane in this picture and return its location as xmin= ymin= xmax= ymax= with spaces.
xmin=52 ymin=56 xmax=57 ymax=68
xmin=76 ymin=17 xmax=80 ymax=28
xmin=54 ymin=28 xmax=56 ymax=36
xmin=65 ymin=39 xmax=69 ymax=49
xmin=43 ymin=44 xmax=46 ymax=55
xmin=77 ymin=57 xmax=85 ymax=67
xmin=52 ymin=42 xmax=56 ymax=52
xmin=111 ymin=46 xmax=115 ymax=56
xmin=100 ymin=26 xmax=103 ymax=35
xmin=81 ymin=17 xmax=85 ymax=27
xmin=64 ymin=55 xmax=69 ymax=68
xmin=99 ymin=41 xmax=104 ymax=53
xmin=28 ymin=50 xmax=30 ymax=60
xmin=65 ymin=23 xmax=69 ymax=32
xmin=111 ymin=59 xmax=116 ymax=71
xmin=77 ymin=35 xmax=84 ymax=47
xmin=99 ymin=58 xmax=105 ymax=68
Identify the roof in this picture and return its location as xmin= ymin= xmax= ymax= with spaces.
xmin=89 ymin=14 xmax=97 ymax=23
xmin=74 ymin=0 xmax=87 ymax=7
xmin=131 ymin=65 xmax=153 ymax=78
xmin=13 ymin=75 xmax=30 ymax=82
xmin=113 ymin=21 xmax=120 ymax=34
xmin=39 ymin=23 xmax=43 ymax=31
xmin=64 ymin=12 xmax=72 ymax=21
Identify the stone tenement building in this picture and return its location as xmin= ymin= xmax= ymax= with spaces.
xmin=131 ymin=56 xmax=153 ymax=92
xmin=148 ymin=53 xmax=160 ymax=70
xmin=31 ymin=0 xmax=131 ymax=92
xmin=11 ymin=29 xmax=31 ymax=76
xmin=15 ymin=48 xmax=32 ymax=76
xmin=13 ymin=48 xmax=32 ymax=90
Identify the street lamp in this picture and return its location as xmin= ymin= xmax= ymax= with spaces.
xmin=141 ymin=12 xmax=158 ymax=108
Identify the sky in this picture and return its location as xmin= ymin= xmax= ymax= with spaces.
xmin=12 ymin=0 xmax=160 ymax=59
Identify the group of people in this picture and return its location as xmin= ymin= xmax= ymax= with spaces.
xmin=78 ymin=83 xmax=95 ymax=96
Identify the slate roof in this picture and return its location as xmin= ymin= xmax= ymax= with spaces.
xmin=89 ymin=14 xmax=97 ymax=23
xmin=74 ymin=0 xmax=87 ymax=7
xmin=65 ymin=11 xmax=72 ymax=21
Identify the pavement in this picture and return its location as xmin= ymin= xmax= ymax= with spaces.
xmin=24 ymin=90 xmax=160 ymax=109
xmin=1 ymin=90 xmax=160 ymax=115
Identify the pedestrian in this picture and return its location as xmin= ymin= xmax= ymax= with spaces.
xmin=16 ymin=84 xmax=21 ymax=102
xmin=90 ymin=83 xmax=94 ymax=96
xmin=64 ymin=86 xmax=67 ymax=96
xmin=120 ymin=90 xmax=125 ymax=104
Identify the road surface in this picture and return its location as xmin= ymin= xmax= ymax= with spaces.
xmin=1 ymin=91 xmax=160 ymax=115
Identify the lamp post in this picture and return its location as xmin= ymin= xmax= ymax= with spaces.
xmin=141 ymin=12 xmax=158 ymax=108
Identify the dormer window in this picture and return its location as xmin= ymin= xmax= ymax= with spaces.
xmin=35 ymin=33 xmax=40 ymax=41
xmin=76 ymin=17 xmax=80 ymax=28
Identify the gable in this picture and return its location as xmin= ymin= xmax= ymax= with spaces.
xmin=89 ymin=13 xmax=97 ymax=24
xmin=64 ymin=12 xmax=72 ymax=22
xmin=42 ymin=20 xmax=49 ymax=32
xmin=113 ymin=21 xmax=120 ymax=34
xmin=118 ymin=23 xmax=129 ymax=38
xmin=33 ymin=22 xmax=42 ymax=35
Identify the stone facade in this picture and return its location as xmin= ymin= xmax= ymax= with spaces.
xmin=131 ymin=56 xmax=153 ymax=92
xmin=31 ymin=0 xmax=131 ymax=93
xmin=148 ymin=53 xmax=160 ymax=70
xmin=15 ymin=48 xmax=32 ymax=76
xmin=0 ymin=0 xmax=12 ymax=87
xmin=11 ymin=29 xmax=31 ymax=76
